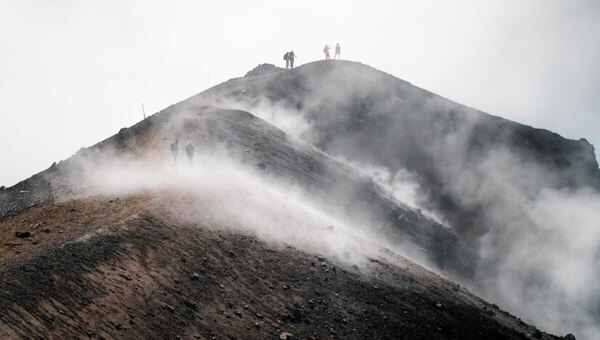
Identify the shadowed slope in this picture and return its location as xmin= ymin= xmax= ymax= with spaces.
xmin=192 ymin=60 xmax=600 ymax=241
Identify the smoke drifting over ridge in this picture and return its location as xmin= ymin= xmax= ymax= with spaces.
xmin=77 ymin=153 xmax=420 ymax=270
xmin=53 ymin=105 xmax=447 ymax=276
xmin=193 ymin=61 xmax=600 ymax=339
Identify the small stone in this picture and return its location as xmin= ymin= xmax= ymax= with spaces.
xmin=190 ymin=273 xmax=200 ymax=281
xmin=119 ymin=273 xmax=132 ymax=281
xmin=280 ymin=332 xmax=294 ymax=340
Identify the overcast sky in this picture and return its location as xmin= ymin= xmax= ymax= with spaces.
xmin=1 ymin=0 xmax=598 ymax=187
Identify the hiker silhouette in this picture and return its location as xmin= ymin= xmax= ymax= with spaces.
xmin=324 ymin=44 xmax=331 ymax=60
xmin=288 ymin=51 xmax=297 ymax=68
xmin=185 ymin=141 xmax=196 ymax=165
xmin=335 ymin=43 xmax=341 ymax=59
xmin=170 ymin=139 xmax=179 ymax=165
xmin=283 ymin=52 xmax=290 ymax=69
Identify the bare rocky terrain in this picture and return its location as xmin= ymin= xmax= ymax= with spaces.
xmin=0 ymin=194 xmax=561 ymax=340
xmin=0 ymin=61 xmax=589 ymax=339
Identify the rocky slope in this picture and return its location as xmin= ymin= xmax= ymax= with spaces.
xmin=0 ymin=62 xmax=586 ymax=339
xmin=0 ymin=106 xmax=475 ymax=278
xmin=192 ymin=61 xmax=600 ymax=241
xmin=0 ymin=193 xmax=561 ymax=340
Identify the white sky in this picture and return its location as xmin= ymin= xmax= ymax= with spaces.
xmin=1 ymin=0 xmax=599 ymax=187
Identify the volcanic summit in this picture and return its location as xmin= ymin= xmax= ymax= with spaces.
xmin=0 ymin=61 xmax=593 ymax=340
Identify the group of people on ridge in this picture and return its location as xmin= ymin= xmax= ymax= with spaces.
xmin=170 ymin=139 xmax=196 ymax=165
xmin=324 ymin=43 xmax=341 ymax=60
xmin=283 ymin=43 xmax=342 ymax=69
xmin=283 ymin=51 xmax=297 ymax=69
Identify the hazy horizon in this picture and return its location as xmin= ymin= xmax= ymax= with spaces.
xmin=1 ymin=0 xmax=599 ymax=187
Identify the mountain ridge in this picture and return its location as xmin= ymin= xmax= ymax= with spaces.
xmin=0 ymin=60 xmax=591 ymax=339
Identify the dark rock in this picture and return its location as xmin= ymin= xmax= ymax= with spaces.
xmin=190 ymin=273 xmax=200 ymax=281
xmin=563 ymin=334 xmax=576 ymax=340
xmin=184 ymin=300 xmax=198 ymax=310
xmin=15 ymin=231 xmax=32 ymax=238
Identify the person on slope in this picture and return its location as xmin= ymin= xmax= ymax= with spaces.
xmin=334 ymin=43 xmax=341 ymax=59
xmin=283 ymin=51 xmax=290 ymax=69
xmin=185 ymin=141 xmax=196 ymax=165
xmin=170 ymin=139 xmax=179 ymax=165
xmin=324 ymin=44 xmax=331 ymax=60
xmin=288 ymin=51 xmax=297 ymax=68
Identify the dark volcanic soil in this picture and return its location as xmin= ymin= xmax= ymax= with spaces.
xmin=0 ymin=62 xmax=582 ymax=340
xmin=0 ymin=194 xmax=558 ymax=340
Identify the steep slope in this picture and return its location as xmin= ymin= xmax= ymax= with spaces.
xmin=191 ymin=61 xmax=600 ymax=241
xmin=0 ymin=106 xmax=475 ymax=277
xmin=0 ymin=62 xmax=586 ymax=339
xmin=183 ymin=61 xmax=600 ymax=338
xmin=0 ymin=194 xmax=560 ymax=340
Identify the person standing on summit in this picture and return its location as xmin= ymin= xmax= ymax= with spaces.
xmin=288 ymin=51 xmax=297 ymax=68
xmin=324 ymin=44 xmax=331 ymax=60
xmin=283 ymin=51 xmax=290 ymax=69
xmin=334 ymin=43 xmax=341 ymax=59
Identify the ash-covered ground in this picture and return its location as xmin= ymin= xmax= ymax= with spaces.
xmin=0 ymin=61 xmax=590 ymax=340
